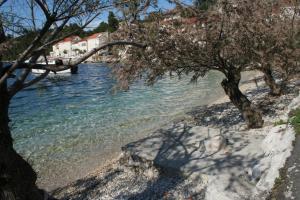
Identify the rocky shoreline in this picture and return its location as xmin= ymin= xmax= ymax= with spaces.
xmin=52 ymin=75 xmax=299 ymax=200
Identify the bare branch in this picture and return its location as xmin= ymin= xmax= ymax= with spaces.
xmin=34 ymin=0 xmax=51 ymax=19
xmin=0 ymin=17 xmax=54 ymax=85
xmin=4 ymin=41 xmax=145 ymax=75
xmin=0 ymin=0 xmax=7 ymax=7
xmin=8 ymin=69 xmax=50 ymax=97
xmin=71 ymin=41 xmax=147 ymax=65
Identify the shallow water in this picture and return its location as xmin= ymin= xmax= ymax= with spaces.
xmin=10 ymin=64 xmax=225 ymax=190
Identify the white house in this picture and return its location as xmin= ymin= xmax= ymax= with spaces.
xmin=51 ymin=36 xmax=81 ymax=58
xmin=50 ymin=32 xmax=109 ymax=62
xmin=72 ymin=39 xmax=88 ymax=57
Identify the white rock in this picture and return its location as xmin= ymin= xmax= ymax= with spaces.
xmin=143 ymin=168 xmax=158 ymax=179
xmin=204 ymin=135 xmax=226 ymax=154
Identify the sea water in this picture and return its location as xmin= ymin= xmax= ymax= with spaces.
xmin=10 ymin=64 xmax=224 ymax=190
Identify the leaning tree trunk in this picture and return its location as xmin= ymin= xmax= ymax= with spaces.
xmin=261 ymin=67 xmax=282 ymax=96
xmin=0 ymin=67 xmax=44 ymax=200
xmin=221 ymin=70 xmax=264 ymax=129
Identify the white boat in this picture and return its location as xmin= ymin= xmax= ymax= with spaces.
xmin=31 ymin=68 xmax=71 ymax=74
xmin=31 ymin=61 xmax=72 ymax=74
xmin=25 ymin=58 xmax=77 ymax=74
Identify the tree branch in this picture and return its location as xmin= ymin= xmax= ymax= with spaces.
xmin=71 ymin=41 xmax=147 ymax=65
xmin=9 ymin=70 xmax=50 ymax=97
xmin=34 ymin=0 xmax=51 ymax=19
xmin=0 ymin=0 xmax=7 ymax=7
xmin=0 ymin=19 xmax=53 ymax=85
xmin=6 ymin=41 xmax=146 ymax=73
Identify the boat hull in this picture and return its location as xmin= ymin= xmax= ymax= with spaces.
xmin=32 ymin=69 xmax=71 ymax=74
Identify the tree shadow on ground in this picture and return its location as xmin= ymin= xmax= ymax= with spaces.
xmin=52 ymin=83 xmax=298 ymax=200
xmin=52 ymin=168 xmax=122 ymax=200
xmin=188 ymin=84 xmax=298 ymax=128
xmin=52 ymin=122 xmax=263 ymax=200
xmin=119 ymin=123 xmax=264 ymax=200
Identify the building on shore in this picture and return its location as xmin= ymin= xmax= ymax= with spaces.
xmin=50 ymin=32 xmax=109 ymax=62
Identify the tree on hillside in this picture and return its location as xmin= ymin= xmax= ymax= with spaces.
xmin=108 ymin=11 xmax=119 ymax=32
xmin=2 ymin=29 xmax=39 ymax=60
xmin=94 ymin=21 xmax=109 ymax=32
xmin=194 ymin=0 xmax=216 ymax=10
xmin=61 ymin=23 xmax=87 ymax=38
xmin=0 ymin=0 xmax=145 ymax=199
xmin=115 ymin=0 xmax=158 ymax=23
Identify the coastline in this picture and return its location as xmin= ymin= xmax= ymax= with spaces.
xmin=50 ymin=70 xmax=261 ymax=185
xmin=52 ymin=72 xmax=299 ymax=199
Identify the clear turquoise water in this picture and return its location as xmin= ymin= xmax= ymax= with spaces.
xmin=10 ymin=64 xmax=224 ymax=190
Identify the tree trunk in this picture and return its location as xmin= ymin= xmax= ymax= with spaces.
xmin=221 ymin=70 xmax=264 ymax=129
xmin=0 ymin=67 xmax=44 ymax=200
xmin=262 ymin=67 xmax=282 ymax=96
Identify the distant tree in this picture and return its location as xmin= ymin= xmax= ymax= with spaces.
xmin=194 ymin=0 xmax=216 ymax=10
xmin=2 ymin=29 xmax=38 ymax=60
xmin=62 ymin=23 xmax=87 ymax=38
xmin=94 ymin=21 xmax=109 ymax=32
xmin=115 ymin=0 xmax=157 ymax=23
xmin=108 ymin=11 xmax=119 ymax=32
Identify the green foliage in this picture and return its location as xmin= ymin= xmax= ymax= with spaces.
xmin=295 ymin=31 xmax=300 ymax=48
xmin=194 ymin=0 xmax=216 ymax=10
xmin=274 ymin=119 xmax=287 ymax=126
xmin=2 ymin=29 xmax=39 ymax=60
xmin=267 ymin=166 xmax=288 ymax=199
xmin=180 ymin=7 xmax=196 ymax=18
xmin=94 ymin=22 xmax=109 ymax=33
xmin=108 ymin=11 xmax=119 ymax=33
xmin=61 ymin=23 xmax=87 ymax=38
xmin=289 ymin=108 xmax=300 ymax=135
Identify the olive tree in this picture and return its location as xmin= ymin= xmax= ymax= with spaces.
xmin=113 ymin=0 xmax=264 ymax=128
xmin=232 ymin=0 xmax=300 ymax=96
xmin=0 ymin=0 xmax=145 ymax=199
xmin=113 ymin=0 xmax=299 ymax=127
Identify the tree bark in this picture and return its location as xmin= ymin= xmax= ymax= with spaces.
xmin=221 ymin=70 xmax=264 ymax=129
xmin=262 ymin=67 xmax=282 ymax=96
xmin=0 ymin=65 xmax=44 ymax=200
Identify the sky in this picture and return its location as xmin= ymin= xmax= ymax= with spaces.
xmin=91 ymin=0 xmax=192 ymax=28
xmin=1 ymin=0 xmax=192 ymax=34
xmin=85 ymin=0 xmax=179 ymax=29
xmin=94 ymin=0 xmax=176 ymax=24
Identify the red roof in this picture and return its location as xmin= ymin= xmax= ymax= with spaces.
xmin=56 ymin=33 xmax=103 ymax=45
xmin=58 ymin=36 xmax=80 ymax=44
xmin=86 ymin=33 xmax=102 ymax=40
